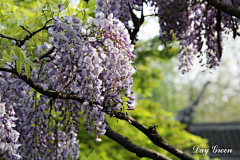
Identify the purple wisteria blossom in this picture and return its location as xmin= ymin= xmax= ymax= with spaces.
xmin=46 ymin=11 xmax=135 ymax=142
xmin=0 ymin=90 xmax=21 ymax=160
xmin=146 ymin=0 xmax=240 ymax=73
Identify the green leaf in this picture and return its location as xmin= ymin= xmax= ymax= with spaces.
xmin=0 ymin=24 xmax=6 ymax=32
xmin=0 ymin=51 xmax=3 ymax=59
xmin=16 ymin=12 xmax=28 ymax=20
xmin=49 ymin=0 xmax=59 ymax=5
xmin=63 ymin=0 xmax=69 ymax=9
xmin=14 ymin=47 xmax=26 ymax=61
xmin=3 ymin=50 xmax=12 ymax=61
xmin=77 ymin=0 xmax=96 ymax=19
xmin=2 ymin=2 xmax=10 ymax=10
xmin=184 ymin=46 xmax=188 ymax=55
xmin=87 ymin=150 xmax=99 ymax=160
xmin=1 ymin=12 xmax=12 ymax=21
xmin=24 ymin=58 xmax=36 ymax=67
xmin=16 ymin=60 xmax=23 ymax=75
xmin=0 ymin=40 xmax=8 ymax=51
xmin=42 ymin=2 xmax=48 ymax=9
xmin=67 ymin=5 xmax=72 ymax=15
xmin=5 ymin=47 xmax=11 ymax=55
xmin=0 ymin=2 xmax=3 ymax=10
xmin=34 ymin=10 xmax=39 ymax=18
xmin=24 ymin=62 xmax=30 ymax=79
xmin=17 ymin=20 xmax=23 ymax=26
xmin=0 ymin=60 xmax=6 ymax=67
xmin=26 ymin=24 xmax=35 ymax=28
xmin=80 ymin=153 xmax=87 ymax=160
xmin=12 ymin=57 xmax=21 ymax=60
xmin=37 ymin=0 xmax=43 ymax=8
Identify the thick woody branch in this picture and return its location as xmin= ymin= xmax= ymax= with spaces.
xmin=128 ymin=0 xmax=145 ymax=44
xmin=0 ymin=67 xmax=88 ymax=104
xmin=0 ymin=66 xmax=194 ymax=160
xmin=113 ymin=112 xmax=194 ymax=160
xmin=207 ymin=0 xmax=240 ymax=19
xmin=104 ymin=120 xmax=171 ymax=160
xmin=0 ymin=65 xmax=195 ymax=160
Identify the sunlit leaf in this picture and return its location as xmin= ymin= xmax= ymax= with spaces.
xmin=0 ymin=24 xmax=6 ymax=32
xmin=3 ymin=50 xmax=12 ymax=61
xmin=14 ymin=47 xmax=26 ymax=61
xmin=80 ymin=153 xmax=87 ymax=160
xmin=27 ymin=24 xmax=35 ymax=28
xmin=0 ymin=60 xmax=6 ymax=67
xmin=37 ymin=0 xmax=43 ymax=8
xmin=12 ymin=57 xmax=20 ymax=60
xmin=87 ymin=150 xmax=99 ymax=160
xmin=63 ymin=0 xmax=69 ymax=9
xmin=16 ymin=60 xmax=23 ymax=75
xmin=24 ymin=58 xmax=36 ymax=67
xmin=24 ymin=62 xmax=30 ymax=79
xmin=0 ymin=41 xmax=8 ymax=51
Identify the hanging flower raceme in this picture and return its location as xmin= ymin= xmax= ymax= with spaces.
xmin=95 ymin=0 xmax=142 ymax=30
xmin=46 ymin=11 xmax=135 ymax=142
xmin=149 ymin=0 xmax=240 ymax=73
xmin=0 ymin=94 xmax=21 ymax=160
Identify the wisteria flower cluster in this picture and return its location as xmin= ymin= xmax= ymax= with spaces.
xmin=13 ymin=6 xmax=136 ymax=146
xmin=44 ymin=10 xmax=135 ymax=142
xmin=1 ymin=0 xmax=240 ymax=159
xmin=96 ymin=0 xmax=142 ymax=42
xmin=0 ymin=88 xmax=21 ymax=160
xmin=96 ymin=0 xmax=142 ymax=30
xmin=0 ymin=69 xmax=80 ymax=159
xmin=0 ymin=7 xmax=135 ymax=159
xmin=147 ymin=0 xmax=240 ymax=73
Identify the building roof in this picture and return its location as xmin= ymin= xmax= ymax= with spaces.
xmin=175 ymin=82 xmax=210 ymax=125
xmin=189 ymin=122 xmax=240 ymax=159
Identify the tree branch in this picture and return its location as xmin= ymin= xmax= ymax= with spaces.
xmin=0 ymin=67 xmax=88 ymax=104
xmin=128 ymin=0 xmax=145 ymax=44
xmin=104 ymin=119 xmax=171 ymax=160
xmin=113 ymin=112 xmax=194 ymax=160
xmin=207 ymin=0 xmax=240 ymax=19
xmin=0 ymin=65 xmax=195 ymax=160
xmin=19 ymin=25 xmax=32 ymax=35
xmin=0 ymin=66 xmax=195 ymax=159
xmin=0 ymin=19 xmax=53 ymax=47
xmin=33 ymin=46 xmax=56 ymax=64
xmin=21 ymin=19 xmax=53 ymax=46
xmin=0 ymin=34 xmax=21 ymax=42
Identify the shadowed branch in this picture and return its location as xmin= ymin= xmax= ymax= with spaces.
xmin=104 ymin=119 xmax=171 ymax=160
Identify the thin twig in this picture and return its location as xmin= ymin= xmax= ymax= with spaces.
xmin=0 ymin=34 xmax=21 ymax=42
xmin=0 ymin=19 xmax=53 ymax=47
xmin=19 ymin=25 xmax=32 ymax=35
xmin=33 ymin=46 xmax=56 ymax=64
